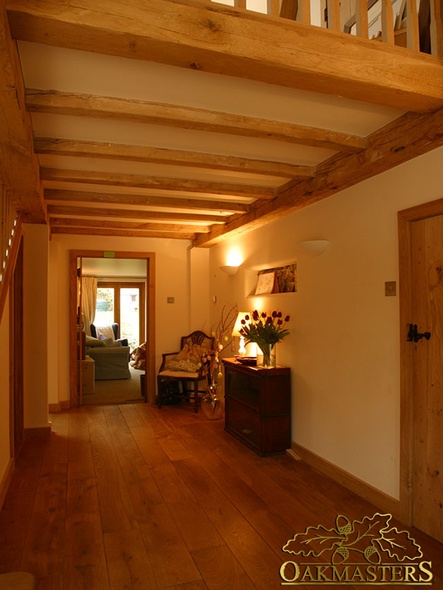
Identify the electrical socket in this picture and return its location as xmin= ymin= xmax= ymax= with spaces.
xmin=385 ymin=281 xmax=396 ymax=296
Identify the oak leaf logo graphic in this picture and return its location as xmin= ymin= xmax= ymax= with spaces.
xmin=282 ymin=513 xmax=423 ymax=565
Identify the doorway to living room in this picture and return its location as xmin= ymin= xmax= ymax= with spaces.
xmin=69 ymin=250 xmax=156 ymax=408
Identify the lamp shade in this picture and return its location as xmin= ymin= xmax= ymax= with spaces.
xmin=298 ymin=240 xmax=330 ymax=256
xmin=232 ymin=312 xmax=249 ymax=357
xmin=219 ymin=265 xmax=239 ymax=275
xmin=232 ymin=312 xmax=249 ymax=337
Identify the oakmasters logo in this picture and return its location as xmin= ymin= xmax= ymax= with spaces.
xmin=280 ymin=513 xmax=433 ymax=586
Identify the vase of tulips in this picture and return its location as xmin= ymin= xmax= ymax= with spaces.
xmin=239 ymin=310 xmax=290 ymax=368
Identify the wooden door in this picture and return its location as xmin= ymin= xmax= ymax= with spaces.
xmin=410 ymin=214 xmax=443 ymax=543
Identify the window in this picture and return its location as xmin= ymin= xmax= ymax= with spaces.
xmin=95 ymin=282 xmax=145 ymax=349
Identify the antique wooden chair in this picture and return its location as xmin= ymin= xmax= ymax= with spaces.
xmin=156 ymin=330 xmax=214 ymax=412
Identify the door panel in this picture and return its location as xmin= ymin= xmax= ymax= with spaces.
xmin=411 ymin=215 xmax=443 ymax=543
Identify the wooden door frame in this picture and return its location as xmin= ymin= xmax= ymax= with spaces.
xmin=398 ymin=196 xmax=443 ymax=525
xmin=69 ymin=250 xmax=155 ymax=407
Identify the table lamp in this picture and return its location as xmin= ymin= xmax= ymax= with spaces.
xmin=232 ymin=312 xmax=249 ymax=357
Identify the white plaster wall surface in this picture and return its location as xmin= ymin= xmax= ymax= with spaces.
xmin=210 ymin=146 xmax=443 ymax=500
xmin=23 ymin=224 xmax=49 ymax=429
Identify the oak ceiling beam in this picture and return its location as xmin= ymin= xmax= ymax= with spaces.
xmin=49 ymin=217 xmax=210 ymax=233
xmin=44 ymin=189 xmax=249 ymax=213
xmin=50 ymin=226 xmax=197 ymax=240
xmin=41 ymin=168 xmax=276 ymax=199
xmin=194 ymin=106 xmax=443 ymax=246
xmin=0 ymin=1 xmax=44 ymax=222
xmin=7 ymin=0 xmax=443 ymax=112
xmin=47 ymin=204 xmax=228 ymax=223
xmin=34 ymin=138 xmax=313 ymax=179
xmin=27 ymin=90 xmax=364 ymax=153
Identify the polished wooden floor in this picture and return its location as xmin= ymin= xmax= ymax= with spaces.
xmin=0 ymin=402 xmax=442 ymax=589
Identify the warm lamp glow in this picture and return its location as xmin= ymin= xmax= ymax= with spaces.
xmin=226 ymin=248 xmax=243 ymax=267
xmin=232 ymin=312 xmax=249 ymax=356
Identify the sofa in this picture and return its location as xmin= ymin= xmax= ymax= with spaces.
xmin=85 ymin=325 xmax=130 ymax=380
xmin=90 ymin=323 xmax=128 ymax=346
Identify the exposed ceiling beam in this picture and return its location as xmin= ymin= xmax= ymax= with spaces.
xmin=7 ymin=0 xmax=443 ymax=112
xmin=194 ymin=106 xmax=443 ymax=246
xmin=49 ymin=217 xmax=210 ymax=233
xmin=41 ymin=168 xmax=276 ymax=199
xmin=44 ymin=189 xmax=248 ymax=214
xmin=34 ymin=138 xmax=313 ymax=179
xmin=47 ymin=204 xmax=229 ymax=223
xmin=26 ymin=90 xmax=365 ymax=153
xmin=50 ymin=226 xmax=197 ymax=239
xmin=0 ymin=1 xmax=45 ymax=222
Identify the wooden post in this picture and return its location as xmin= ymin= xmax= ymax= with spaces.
xmin=381 ymin=0 xmax=395 ymax=44
xmin=406 ymin=0 xmax=420 ymax=51
xmin=326 ymin=0 xmax=341 ymax=30
xmin=355 ymin=0 xmax=369 ymax=38
xmin=299 ymin=0 xmax=311 ymax=23
xmin=268 ymin=0 xmax=280 ymax=16
xmin=430 ymin=0 xmax=443 ymax=56
xmin=279 ymin=0 xmax=299 ymax=20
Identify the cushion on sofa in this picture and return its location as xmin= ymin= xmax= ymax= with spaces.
xmin=85 ymin=335 xmax=122 ymax=348
xmin=85 ymin=335 xmax=105 ymax=347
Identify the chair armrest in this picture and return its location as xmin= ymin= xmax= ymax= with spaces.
xmin=158 ymin=351 xmax=179 ymax=372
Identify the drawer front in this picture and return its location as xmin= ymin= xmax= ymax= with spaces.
xmin=225 ymin=366 xmax=259 ymax=409
xmin=225 ymin=398 xmax=260 ymax=448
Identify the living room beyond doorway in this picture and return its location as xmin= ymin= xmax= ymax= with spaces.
xmin=69 ymin=250 xmax=156 ymax=408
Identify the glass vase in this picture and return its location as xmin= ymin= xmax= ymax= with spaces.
xmin=257 ymin=343 xmax=277 ymax=368
xmin=201 ymin=383 xmax=224 ymax=420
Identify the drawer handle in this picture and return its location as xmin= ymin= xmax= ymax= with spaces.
xmin=242 ymin=428 xmax=252 ymax=434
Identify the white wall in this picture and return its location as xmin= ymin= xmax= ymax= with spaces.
xmin=49 ymin=234 xmax=210 ymax=404
xmin=210 ymin=146 xmax=443 ymax=500
xmin=23 ymin=224 xmax=50 ymax=429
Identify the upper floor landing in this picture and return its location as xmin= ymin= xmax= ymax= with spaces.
xmin=5 ymin=0 xmax=443 ymax=113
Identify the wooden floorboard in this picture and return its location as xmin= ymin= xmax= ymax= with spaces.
xmin=0 ymin=402 xmax=442 ymax=589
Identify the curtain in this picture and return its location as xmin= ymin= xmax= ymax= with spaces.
xmin=81 ymin=276 xmax=97 ymax=336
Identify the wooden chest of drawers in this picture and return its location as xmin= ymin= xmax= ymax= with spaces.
xmin=222 ymin=358 xmax=291 ymax=456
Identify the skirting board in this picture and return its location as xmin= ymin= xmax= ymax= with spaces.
xmin=289 ymin=442 xmax=402 ymax=521
xmin=49 ymin=400 xmax=71 ymax=413
xmin=24 ymin=425 xmax=52 ymax=439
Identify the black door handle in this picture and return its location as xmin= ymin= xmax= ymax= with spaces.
xmin=407 ymin=324 xmax=431 ymax=343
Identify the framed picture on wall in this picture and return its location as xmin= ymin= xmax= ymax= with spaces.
xmin=255 ymin=272 xmax=276 ymax=295
xmin=254 ymin=264 xmax=297 ymax=295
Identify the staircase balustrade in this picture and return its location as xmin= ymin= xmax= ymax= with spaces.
xmin=212 ymin=0 xmax=443 ymax=56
